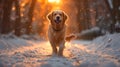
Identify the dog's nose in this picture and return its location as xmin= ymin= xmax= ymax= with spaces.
xmin=54 ymin=16 xmax=61 ymax=23
xmin=56 ymin=16 xmax=60 ymax=20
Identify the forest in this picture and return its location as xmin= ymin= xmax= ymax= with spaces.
xmin=0 ymin=0 xmax=120 ymax=39
xmin=0 ymin=0 xmax=120 ymax=67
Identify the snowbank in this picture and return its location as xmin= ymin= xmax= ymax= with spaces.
xmin=85 ymin=33 xmax=120 ymax=67
xmin=76 ymin=27 xmax=103 ymax=40
xmin=90 ymin=33 xmax=120 ymax=54
xmin=0 ymin=34 xmax=43 ymax=51
xmin=68 ymin=33 xmax=120 ymax=67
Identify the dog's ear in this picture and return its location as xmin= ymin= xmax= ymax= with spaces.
xmin=63 ymin=12 xmax=67 ymax=21
xmin=47 ymin=12 xmax=52 ymax=21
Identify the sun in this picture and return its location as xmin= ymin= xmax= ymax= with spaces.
xmin=48 ymin=0 xmax=61 ymax=4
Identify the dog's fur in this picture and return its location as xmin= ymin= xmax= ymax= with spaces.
xmin=47 ymin=10 xmax=76 ymax=56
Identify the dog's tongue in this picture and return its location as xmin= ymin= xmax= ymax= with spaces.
xmin=55 ymin=20 xmax=61 ymax=24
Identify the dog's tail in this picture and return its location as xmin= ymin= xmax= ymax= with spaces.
xmin=65 ymin=34 xmax=77 ymax=42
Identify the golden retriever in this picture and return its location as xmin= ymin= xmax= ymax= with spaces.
xmin=47 ymin=10 xmax=75 ymax=56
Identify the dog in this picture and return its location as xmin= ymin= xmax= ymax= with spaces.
xmin=47 ymin=10 xmax=76 ymax=56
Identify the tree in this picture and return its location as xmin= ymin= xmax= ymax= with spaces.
xmin=112 ymin=0 xmax=120 ymax=23
xmin=75 ymin=0 xmax=91 ymax=32
xmin=14 ymin=0 xmax=21 ymax=36
xmin=112 ymin=0 xmax=120 ymax=32
xmin=26 ymin=0 xmax=37 ymax=35
xmin=1 ymin=0 xmax=13 ymax=34
xmin=104 ymin=0 xmax=115 ymax=33
xmin=0 ymin=0 xmax=4 ymax=33
xmin=104 ymin=0 xmax=120 ymax=33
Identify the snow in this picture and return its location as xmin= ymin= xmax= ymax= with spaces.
xmin=115 ymin=22 xmax=120 ymax=28
xmin=80 ymin=27 xmax=100 ymax=35
xmin=0 ymin=33 xmax=120 ymax=67
xmin=76 ymin=27 xmax=103 ymax=40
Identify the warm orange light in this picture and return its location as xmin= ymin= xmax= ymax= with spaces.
xmin=37 ymin=0 xmax=42 ymax=2
xmin=48 ymin=0 xmax=60 ymax=4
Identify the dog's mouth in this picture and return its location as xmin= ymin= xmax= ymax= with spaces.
xmin=54 ymin=20 xmax=62 ymax=24
xmin=54 ymin=16 xmax=62 ymax=24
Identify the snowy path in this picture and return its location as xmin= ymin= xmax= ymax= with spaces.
xmin=0 ymin=34 xmax=120 ymax=67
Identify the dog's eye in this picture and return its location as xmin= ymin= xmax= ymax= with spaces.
xmin=54 ymin=13 xmax=57 ymax=15
xmin=59 ymin=14 xmax=62 ymax=16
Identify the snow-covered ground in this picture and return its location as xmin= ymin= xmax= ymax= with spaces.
xmin=0 ymin=33 xmax=120 ymax=67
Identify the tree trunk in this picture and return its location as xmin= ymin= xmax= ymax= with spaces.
xmin=104 ymin=0 xmax=115 ymax=33
xmin=113 ymin=0 xmax=120 ymax=23
xmin=14 ymin=0 xmax=21 ymax=36
xmin=0 ymin=0 xmax=4 ymax=33
xmin=76 ymin=3 xmax=82 ymax=32
xmin=75 ymin=0 xmax=86 ymax=32
xmin=26 ymin=0 xmax=37 ymax=35
xmin=1 ymin=0 xmax=13 ymax=34
xmin=84 ymin=0 xmax=90 ymax=29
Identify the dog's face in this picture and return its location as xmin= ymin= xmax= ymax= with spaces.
xmin=47 ymin=10 xmax=67 ymax=30
xmin=52 ymin=11 xmax=63 ymax=24
xmin=47 ymin=10 xmax=67 ymax=24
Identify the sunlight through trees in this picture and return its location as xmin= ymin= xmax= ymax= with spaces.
xmin=0 ymin=0 xmax=120 ymax=37
xmin=48 ymin=0 xmax=60 ymax=4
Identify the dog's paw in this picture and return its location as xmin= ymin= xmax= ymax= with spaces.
xmin=51 ymin=53 xmax=58 ymax=57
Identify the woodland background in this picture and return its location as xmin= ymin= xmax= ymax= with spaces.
xmin=0 ymin=0 xmax=120 ymax=39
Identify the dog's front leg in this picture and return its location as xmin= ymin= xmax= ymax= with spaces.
xmin=58 ymin=42 xmax=65 ymax=56
xmin=50 ymin=42 xmax=57 ymax=56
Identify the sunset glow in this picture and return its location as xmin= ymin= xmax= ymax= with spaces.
xmin=48 ymin=0 xmax=61 ymax=4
